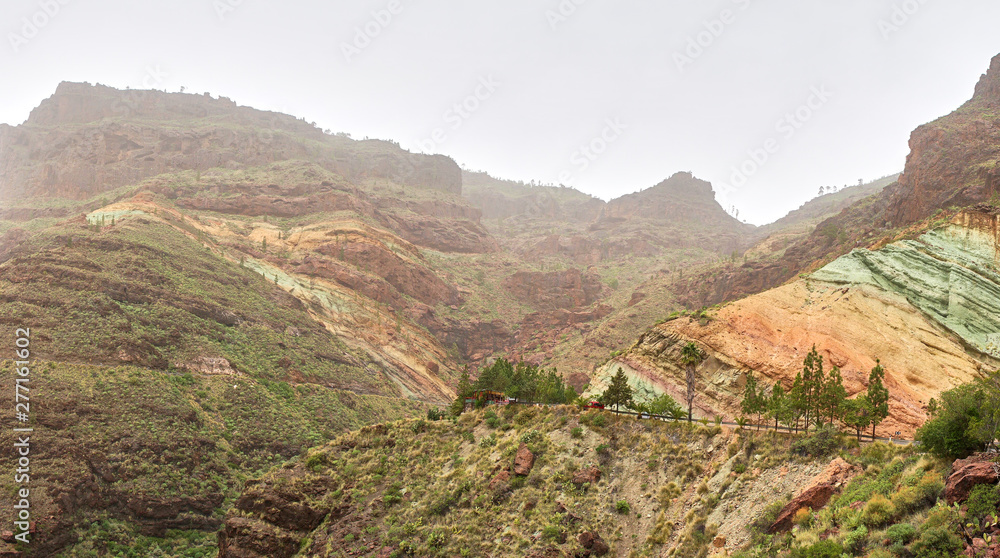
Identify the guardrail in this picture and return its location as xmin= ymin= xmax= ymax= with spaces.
xmin=504 ymin=399 xmax=913 ymax=444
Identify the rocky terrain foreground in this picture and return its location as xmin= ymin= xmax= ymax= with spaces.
xmin=215 ymin=403 xmax=1000 ymax=558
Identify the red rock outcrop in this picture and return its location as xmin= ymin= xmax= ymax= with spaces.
xmin=945 ymin=453 xmax=1000 ymax=504
xmin=513 ymin=443 xmax=535 ymax=476
xmin=489 ymin=469 xmax=513 ymax=491
xmin=769 ymin=458 xmax=862 ymax=533
xmin=572 ymin=467 xmax=602 ymax=488
xmin=576 ymin=531 xmax=610 ymax=557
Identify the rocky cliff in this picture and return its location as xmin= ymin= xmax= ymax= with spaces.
xmin=669 ymin=54 xmax=1000 ymax=310
xmin=0 ymin=82 xmax=462 ymax=202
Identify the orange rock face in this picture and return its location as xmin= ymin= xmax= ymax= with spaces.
xmin=598 ymin=268 xmax=991 ymax=437
xmin=769 ymin=458 xmax=862 ymax=533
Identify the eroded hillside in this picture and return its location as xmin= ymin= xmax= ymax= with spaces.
xmin=592 ymin=206 xmax=1000 ymax=437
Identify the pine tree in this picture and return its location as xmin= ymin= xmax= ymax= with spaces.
xmin=601 ymin=367 xmax=634 ymax=413
xmin=741 ymin=372 xmax=766 ymax=429
xmin=867 ymin=359 xmax=890 ymax=440
xmin=450 ymin=366 xmax=473 ymax=416
xmin=769 ymin=383 xmax=789 ymax=431
xmin=789 ymin=372 xmax=806 ymax=433
xmin=800 ymin=346 xmax=825 ymax=430
xmin=741 ymin=371 xmax=759 ymax=425
xmin=681 ymin=342 xmax=706 ymax=423
xmin=842 ymin=395 xmax=873 ymax=442
xmin=822 ymin=366 xmax=847 ymax=425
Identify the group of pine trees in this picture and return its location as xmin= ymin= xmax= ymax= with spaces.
xmin=450 ymin=358 xmax=578 ymax=415
xmin=740 ymin=346 xmax=890 ymax=440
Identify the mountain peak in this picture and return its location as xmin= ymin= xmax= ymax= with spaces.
xmin=971 ymin=53 xmax=1000 ymax=106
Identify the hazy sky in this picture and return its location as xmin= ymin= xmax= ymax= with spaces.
xmin=2 ymin=0 xmax=999 ymax=225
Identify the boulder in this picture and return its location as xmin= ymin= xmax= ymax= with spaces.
xmin=489 ymin=469 xmax=512 ymax=491
xmin=577 ymin=531 xmax=610 ymax=556
xmin=514 ymin=443 xmax=536 ymax=476
xmin=945 ymin=453 xmax=1000 ymax=504
xmin=769 ymin=457 xmax=862 ymax=533
xmin=572 ymin=467 xmax=602 ymax=488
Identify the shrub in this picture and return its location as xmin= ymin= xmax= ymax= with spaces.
xmin=920 ymin=502 xmax=960 ymax=532
xmin=519 ymin=430 xmax=541 ymax=445
xmin=910 ymin=526 xmax=963 ymax=558
xmin=384 ymin=482 xmax=403 ymax=506
xmin=571 ymin=427 xmax=583 ymax=439
xmin=304 ymin=452 xmax=326 ymax=472
xmin=426 ymin=529 xmax=447 ymax=548
xmin=659 ymin=482 xmax=682 ymax=506
xmin=861 ymin=494 xmax=896 ymax=527
xmin=885 ymin=523 xmax=916 ymax=545
xmin=842 ymin=525 xmax=868 ymax=554
xmin=791 ymin=426 xmax=840 ymax=458
xmin=592 ymin=413 xmax=607 ymax=428
xmin=426 ymin=408 xmax=445 ymax=421
xmin=485 ymin=410 xmax=500 ymax=429
xmin=966 ymin=483 xmax=1000 ymax=519
xmin=616 ymin=500 xmax=631 ymax=514
xmin=410 ymin=419 xmax=427 ymax=434
xmin=793 ymin=507 xmax=813 ymax=528
xmin=479 ymin=433 xmax=497 ymax=448
xmin=514 ymin=409 xmax=536 ymax=426
xmin=891 ymin=486 xmax=923 ymax=515
xmin=541 ymin=525 xmax=563 ymax=542
xmin=789 ymin=540 xmax=844 ymax=558
xmin=733 ymin=462 xmax=747 ymax=474
xmin=859 ymin=442 xmax=894 ymax=468
xmin=916 ymin=472 xmax=944 ymax=505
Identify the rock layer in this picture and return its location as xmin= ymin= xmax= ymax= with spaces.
xmin=594 ymin=208 xmax=1000 ymax=437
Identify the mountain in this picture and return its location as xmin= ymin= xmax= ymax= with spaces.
xmin=0 ymin=83 xmax=766 ymax=555
xmin=667 ymin=54 xmax=1000 ymax=310
xmin=589 ymin=54 xmax=1000 ymax=438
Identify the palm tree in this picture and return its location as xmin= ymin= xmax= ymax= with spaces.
xmin=681 ymin=342 xmax=706 ymax=423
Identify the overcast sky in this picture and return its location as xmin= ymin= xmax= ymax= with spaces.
xmin=2 ymin=0 xmax=999 ymax=225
